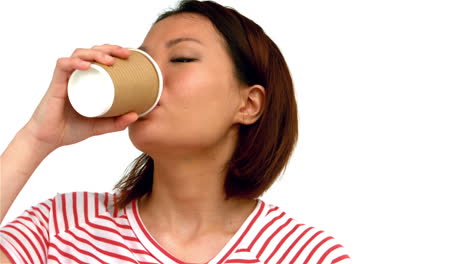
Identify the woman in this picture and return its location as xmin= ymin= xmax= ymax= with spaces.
xmin=0 ymin=1 xmax=350 ymax=263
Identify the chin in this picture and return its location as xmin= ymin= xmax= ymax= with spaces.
xmin=128 ymin=122 xmax=160 ymax=152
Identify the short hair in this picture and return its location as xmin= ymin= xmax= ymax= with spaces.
xmin=113 ymin=0 xmax=298 ymax=209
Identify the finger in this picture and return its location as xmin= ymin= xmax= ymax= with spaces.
xmin=50 ymin=57 xmax=91 ymax=91
xmin=71 ymin=48 xmax=117 ymax=65
xmin=77 ymin=44 xmax=132 ymax=61
xmin=115 ymin=112 xmax=139 ymax=129
xmin=91 ymin=44 xmax=132 ymax=58
xmin=91 ymin=112 xmax=139 ymax=136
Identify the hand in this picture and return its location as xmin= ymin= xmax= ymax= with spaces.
xmin=24 ymin=44 xmax=139 ymax=151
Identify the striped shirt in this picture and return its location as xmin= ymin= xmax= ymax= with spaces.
xmin=0 ymin=192 xmax=350 ymax=263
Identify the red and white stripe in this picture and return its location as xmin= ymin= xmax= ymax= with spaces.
xmin=0 ymin=192 xmax=350 ymax=263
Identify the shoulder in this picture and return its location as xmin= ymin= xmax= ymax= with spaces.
xmin=48 ymin=191 xmax=127 ymax=233
xmin=243 ymin=200 xmax=351 ymax=263
xmin=50 ymin=191 xmax=119 ymax=212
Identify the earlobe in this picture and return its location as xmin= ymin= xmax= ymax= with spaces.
xmin=237 ymin=84 xmax=266 ymax=125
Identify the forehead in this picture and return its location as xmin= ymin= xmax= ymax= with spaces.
xmin=143 ymin=13 xmax=225 ymax=49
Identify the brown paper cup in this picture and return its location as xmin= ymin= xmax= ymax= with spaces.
xmin=68 ymin=48 xmax=163 ymax=118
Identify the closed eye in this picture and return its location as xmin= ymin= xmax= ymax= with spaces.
xmin=170 ymin=57 xmax=197 ymax=63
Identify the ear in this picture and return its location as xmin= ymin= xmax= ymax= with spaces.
xmin=234 ymin=84 xmax=266 ymax=125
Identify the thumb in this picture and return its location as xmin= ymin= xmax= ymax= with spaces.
xmin=92 ymin=112 xmax=139 ymax=136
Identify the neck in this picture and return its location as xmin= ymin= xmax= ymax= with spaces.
xmin=138 ymin=128 xmax=256 ymax=235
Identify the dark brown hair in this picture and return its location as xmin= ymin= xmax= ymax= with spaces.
xmin=113 ymin=0 xmax=298 ymax=209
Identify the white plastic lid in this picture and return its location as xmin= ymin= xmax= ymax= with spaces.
xmin=68 ymin=64 xmax=115 ymax=118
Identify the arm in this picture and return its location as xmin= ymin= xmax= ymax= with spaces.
xmin=0 ymin=249 xmax=12 ymax=264
xmin=0 ymin=44 xmax=137 ymax=264
xmin=0 ymin=45 xmax=136 ymax=224
xmin=0 ymin=127 xmax=55 ymax=224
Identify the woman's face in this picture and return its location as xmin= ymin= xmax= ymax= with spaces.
xmin=128 ymin=13 xmax=245 ymax=156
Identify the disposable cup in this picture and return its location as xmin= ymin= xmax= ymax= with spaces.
xmin=67 ymin=48 xmax=163 ymax=118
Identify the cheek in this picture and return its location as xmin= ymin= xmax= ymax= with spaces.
xmin=165 ymin=66 xmax=225 ymax=111
xmin=188 ymin=65 xmax=240 ymax=123
xmin=164 ymin=67 xmax=202 ymax=105
xmin=128 ymin=62 xmax=239 ymax=150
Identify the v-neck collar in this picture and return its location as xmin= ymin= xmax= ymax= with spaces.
xmin=125 ymin=198 xmax=265 ymax=264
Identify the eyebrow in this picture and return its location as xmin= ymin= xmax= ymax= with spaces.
xmin=138 ymin=37 xmax=203 ymax=52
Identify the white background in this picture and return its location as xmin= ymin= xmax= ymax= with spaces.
xmin=1 ymin=1 xmax=467 ymax=263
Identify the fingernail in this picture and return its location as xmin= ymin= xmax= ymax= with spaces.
xmin=80 ymin=61 xmax=91 ymax=68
